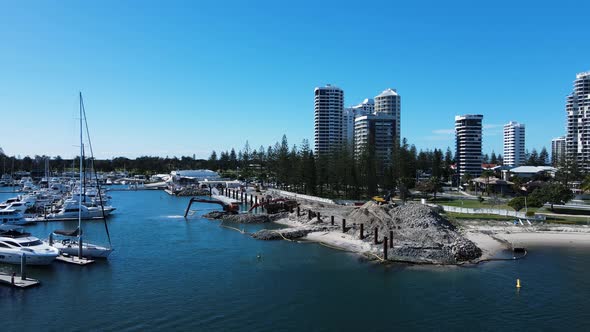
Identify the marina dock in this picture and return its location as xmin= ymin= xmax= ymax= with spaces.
xmin=55 ymin=254 xmax=95 ymax=265
xmin=0 ymin=273 xmax=40 ymax=288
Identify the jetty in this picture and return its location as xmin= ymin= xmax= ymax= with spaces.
xmin=0 ymin=255 xmax=40 ymax=288
xmin=55 ymin=254 xmax=94 ymax=265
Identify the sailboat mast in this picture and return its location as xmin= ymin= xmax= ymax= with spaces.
xmin=79 ymin=92 xmax=83 ymax=234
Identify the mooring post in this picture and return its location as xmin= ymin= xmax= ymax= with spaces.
xmin=342 ymin=218 xmax=346 ymax=233
xmin=297 ymin=206 xmax=300 ymax=216
xmin=250 ymin=194 xmax=253 ymax=205
xmin=308 ymin=210 xmax=311 ymax=220
xmin=11 ymin=272 xmax=15 ymax=285
xmin=317 ymin=212 xmax=321 ymax=221
xmin=389 ymin=230 xmax=393 ymax=248
xmin=331 ymin=215 xmax=334 ymax=225
xmin=383 ymin=237 xmax=388 ymax=260
xmin=255 ymin=196 xmax=258 ymax=205
xmin=374 ymin=227 xmax=379 ymax=244
xmin=360 ymin=223 xmax=364 ymax=239
xmin=49 ymin=233 xmax=54 ymax=246
xmin=20 ymin=254 xmax=26 ymax=280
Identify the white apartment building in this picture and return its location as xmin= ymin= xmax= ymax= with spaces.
xmin=455 ymin=114 xmax=483 ymax=178
xmin=551 ymin=136 xmax=566 ymax=166
xmin=343 ymin=98 xmax=374 ymax=146
xmin=314 ymin=85 xmax=344 ymax=156
xmin=503 ymin=121 xmax=525 ymax=167
xmin=566 ymin=71 xmax=590 ymax=170
xmin=374 ymin=88 xmax=401 ymax=145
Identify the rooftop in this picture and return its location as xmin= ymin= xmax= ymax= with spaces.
xmin=509 ymin=166 xmax=556 ymax=174
xmin=376 ymin=88 xmax=398 ymax=98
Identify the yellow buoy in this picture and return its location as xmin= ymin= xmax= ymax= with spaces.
xmin=516 ymin=278 xmax=521 ymax=288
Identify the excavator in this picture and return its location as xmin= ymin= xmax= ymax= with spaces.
xmin=248 ymin=198 xmax=299 ymax=214
xmin=371 ymin=191 xmax=393 ymax=205
xmin=183 ymin=197 xmax=239 ymax=218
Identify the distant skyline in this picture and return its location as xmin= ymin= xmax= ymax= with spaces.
xmin=1 ymin=1 xmax=588 ymax=159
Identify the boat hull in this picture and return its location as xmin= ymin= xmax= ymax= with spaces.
xmin=50 ymin=241 xmax=112 ymax=258
xmin=0 ymin=252 xmax=58 ymax=265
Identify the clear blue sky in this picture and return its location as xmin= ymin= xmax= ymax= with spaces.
xmin=1 ymin=0 xmax=588 ymax=159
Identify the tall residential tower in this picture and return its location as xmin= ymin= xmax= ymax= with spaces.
xmin=551 ymin=136 xmax=566 ymax=166
xmin=503 ymin=121 xmax=525 ymax=167
xmin=343 ymin=98 xmax=374 ymax=147
xmin=354 ymin=114 xmax=397 ymax=168
xmin=314 ymin=85 xmax=344 ymax=156
xmin=455 ymin=114 xmax=483 ymax=178
xmin=566 ymin=71 xmax=590 ymax=170
xmin=374 ymin=88 xmax=401 ymax=146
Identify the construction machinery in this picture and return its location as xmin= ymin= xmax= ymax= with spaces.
xmin=248 ymin=198 xmax=299 ymax=214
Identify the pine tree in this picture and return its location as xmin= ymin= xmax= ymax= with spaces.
xmin=539 ymin=147 xmax=549 ymax=166
xmin=528 ymin=148 xmax=539 ymax=166
xmin=490 ymin=151 xmax=497 ymax=164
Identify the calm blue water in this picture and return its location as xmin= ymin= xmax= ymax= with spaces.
xmin=1 ymin=189 xmax=590 ymax=331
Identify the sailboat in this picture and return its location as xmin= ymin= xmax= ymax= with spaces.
xmin=47 ymin=92 xmax=113 ymax=259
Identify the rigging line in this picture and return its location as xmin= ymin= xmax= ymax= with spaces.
xmin=80 ymin=94 xmax=112 ymax=248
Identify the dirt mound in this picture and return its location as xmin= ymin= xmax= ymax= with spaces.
xmin=348 ymin=202 xmax=481 ymax=263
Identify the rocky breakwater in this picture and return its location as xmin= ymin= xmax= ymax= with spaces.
xmin=251 ymin=227 xmax=327 ymax=240
xmin=348 ymin=202 xmax=482 ymax=264
xmin=203 ymin=211 xmax=289 ymax=223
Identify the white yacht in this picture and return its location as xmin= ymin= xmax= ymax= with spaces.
xmin=0 ymin=225 xmax=59 ymax=265
xmin=0 ymin=209 xmax=31 ymax=225
xmin=0 ymin=201 xmax=28 ymax=214
xmin=46 ymin=200 xmax=114 ymax=220
xmin=48 ymin=229 xmax=112 ymax=258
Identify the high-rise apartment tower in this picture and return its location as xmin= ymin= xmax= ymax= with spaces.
xmin=566 ymin=71 xmax=590 ymax=170
xmin=455 ymin=114 xmax=483 ymax=178
xmin=503 ymin=121 xmax=525 ymax=167
xmin=314 ymin=85 xmax=344 ymax=156
xmin=551 ymin=136 xmax=566 ymax=166
xmin=374 ymin=88 xmax=401 ymax=146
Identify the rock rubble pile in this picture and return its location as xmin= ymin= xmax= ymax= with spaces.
xmin=348 ymin=202 xmax=481 ymax=263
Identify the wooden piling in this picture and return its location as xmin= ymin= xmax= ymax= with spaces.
xmin=297 ymin=206 xmax=300 ymax=216
xmin=330 ymin=215 xmax=334 ymax=226
xmin=342 ymin=219 xmax=346 ymax=233
xmin=383 ymin=237 xmax=388 ymax=260
xmin=360 ymin=223 xmax=364 ymax=239
xmin=308 ymin=210 xmax=312 ymax=220
xmin=389 ymin=230 xmax=393 ymax=248
xmin=250 ymin=194 xmax=253 ymax=205
xmin=317 ymin=212 xmax=321 ymax=221
xmin=374 ymin=227 xmax=379 ymax=244
xmin=20 ymin=254 xmax=26 ymax=280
